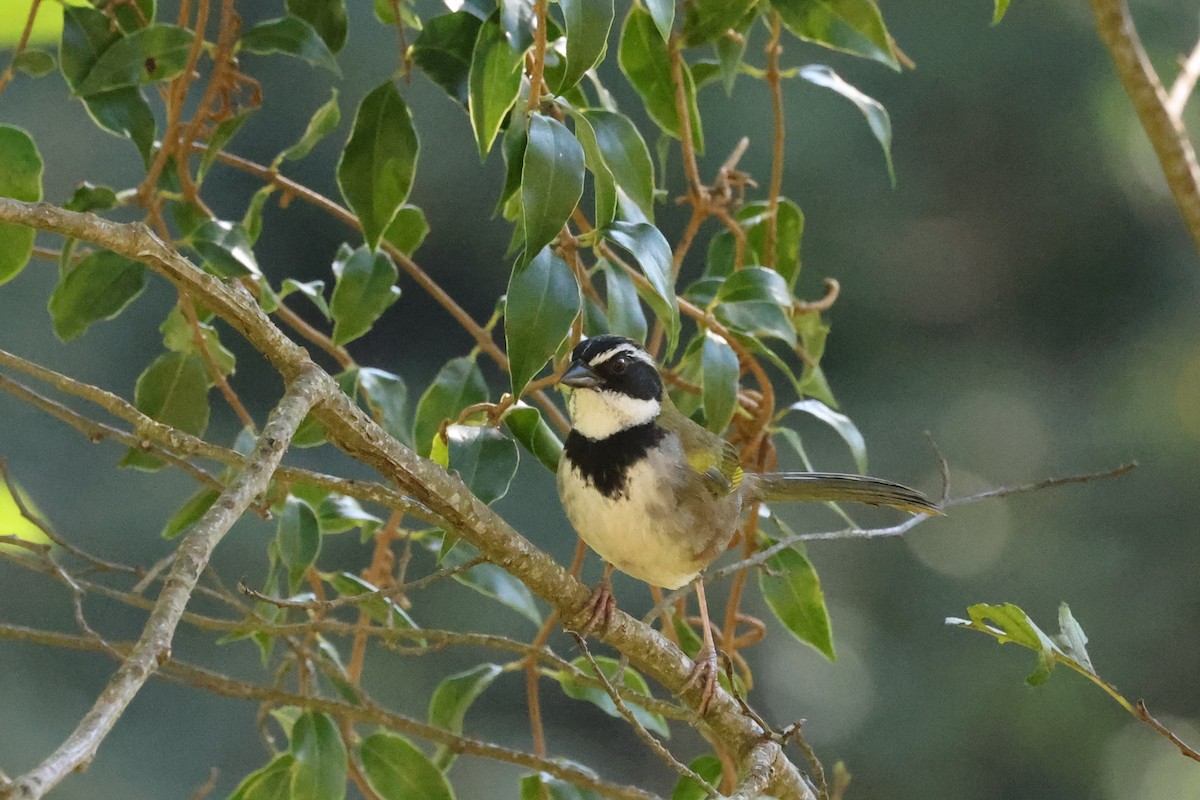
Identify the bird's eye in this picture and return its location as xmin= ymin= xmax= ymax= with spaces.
xmin=610 ymin=355 xmax=628 ymax=374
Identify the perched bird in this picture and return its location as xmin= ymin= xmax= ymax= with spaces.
xmin=556 ymin=335 xmax=939 ymax=710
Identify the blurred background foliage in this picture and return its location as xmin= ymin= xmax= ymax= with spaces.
xmin=2 ymin=0 xmax=1199 ymax=798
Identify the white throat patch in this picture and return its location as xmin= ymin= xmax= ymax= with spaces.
xmin=568 ymin=388 xmax=661 ymax=440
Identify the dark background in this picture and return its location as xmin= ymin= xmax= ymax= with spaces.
xmin=2 ymin=1 xmax=1199 ymax=798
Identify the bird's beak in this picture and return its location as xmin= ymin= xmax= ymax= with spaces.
xmin=559 ymin=360 xmax=602 ymax=389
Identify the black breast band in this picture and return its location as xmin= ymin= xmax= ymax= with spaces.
xmin=563 ymin=423 xmax=665 ymax=499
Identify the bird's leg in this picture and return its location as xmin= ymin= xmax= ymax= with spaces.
xmin=681 ymin=577 xmax=719 ymax=714
xmin=579 ymin=562 xmax=616 ymax=637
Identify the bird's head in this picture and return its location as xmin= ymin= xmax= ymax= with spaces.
xmin=559 ymin=336 xmax=664 ymax=440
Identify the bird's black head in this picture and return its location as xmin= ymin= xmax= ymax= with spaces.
xmin=561 ymin=336 xmax=662 ymax=401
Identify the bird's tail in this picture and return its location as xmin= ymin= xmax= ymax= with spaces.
xmin=744 ymin=472 xmax=941 ymax=515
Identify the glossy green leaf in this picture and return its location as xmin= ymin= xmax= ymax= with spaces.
xmin=605 ymin=221 xmax=679 ymax=354
xmin=580 ymin=109 xmax=655 ymax=221
xmin=357 ymin=367 xmax=410 ymax=444
xmin=506 ymin=246 xmax=580 ymax=397
xmin=276 ymin=90 xmax=340 ymax=165
xmin=993 ymin=0 xmax=1011 ymax=24
xmin=59 ymin=6 xmax=120 ymax=91
xmin=618 ymin=7 xmax=702 ymax=152
xmin=85 ymin=89 xmax=156 ymax=162
xmin=317 ymin=494 xmax=382 ymax=535
xmin=109 ymin=0 xmax=155 ymax=33
xmin=279 ymin=278 xmax=331 ymax=319
xmin=770 ymin=0 xmax=898 ymax=69
xmin=383 ymin=204 xmax=429 ymax=256
xmin=786 ymin=398 xmax=867 ymax=473
xmin=64 ymin=182 xmax=119 ymax=213
xmin=326 ymin=572 xmax=421 ymax=632
xmin=441 ymin=540 xmax=542 ymax=624
xmin=556 ymin=0 xmax=614 ymax=93
xmin=682 ymin=0 xmax=757 ymax=47
xmin=290 ymin=711 xmax=347 ymax=800
xmin=361 ymin=732 xmax=455 ymax=800
xmin=121 ymin=353 xmax=210 ymax=470
xmin=643 ymin=0 xmax=675 ymax=39
xmin=277 ymin=496 xmax=321 ymax=590
xmin=412 ymin=12 xmax=484 ymax=104
xmin=559 ymin=656 xmax=669 ymax=737
xmin=468 ymin=17 xmax=524 ymax=157
xmin=160 ymin=305 xmax=237 ymax=376
xmin=49 ymin=250 xmax=146 ymax=341
xmin=0 ymin=125 xmax=42 ymax=285
xmin=190 ymin=219 xmax=260 ymax=278
xmin=601 ymin=259 xmax=647 ymax=343
xmin=700 ymin=330 xmax=738 ymax=433
xmin=794 ymin=310 xmax=836 ymax=405
xmin=14 ymin=49 xmax=55 ymax=77
xmin=241 ymin=16 xmax=340 ymax=74
xmin=947 ymin=602 xmax=1067 ymax=686
xmin=714 ymin=266 xmax=796 ymax=345
xmin=522 ymin=113 xmax=585 ymax=262
xmin=413 ymin=356 xmax=489 ymax=457
xmin=428 ymin=663 xmax=503 ymax=770
xmin=160 ymin=487 xmax=219 ymax=539
xmin=707 ymin=200 xmax=805 ymax=286
xmin=444 ymin=424 xmax=519 ymax=505
xmin=287 ymin=0 xmax=348 ymax=53
xmin=228 ymin=754 xmax=295 ymax=800
xmin=329 ymin=243 xmax=401 ymax=346
xmin=670 ymin=755 xmax=723 ymax=800
xmin=520 ymin=774 xmax=601 ymax=800
xmin=799 ymin=64 xmax=893 ymax=184
xmin=502 ymin=404 xmax=562 ymax=472
xmin=570 ymin=111 xmax=617 ymax=228
xmin=337 ymin=81 xmax=419 ymax=250
xmin=74 ymin=24 xmax=195 ymax=95
xmin=758 ymin=541 xmax=834 ymax=660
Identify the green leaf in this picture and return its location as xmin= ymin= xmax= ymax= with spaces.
xmin=428 ymin=663 xmax=503 ymax=770
xmin=241 ymin=16 xmax=340 ymax=74
xmin=759 ymin=540 xmax=834 ymax=659
xmin=83 ymin=89 xmax=157 ymax=162
xmin=601 ymin=259 xmax=647 ymax=343
xmin=671 ymin=756 xmax=723 ymax=800
xmin=948 ymin=602 xmax=1060 ymax=686
xmin=443 ymin=424 xmax=520 ymax=505
xmin=618 ymin=7 xmax=703 ymax=152
xmin=160 ymin=305 xmax=237 ymax=376
xmin=700 ymin=330 xmax=738 ymax=433
xmin=569 ymin=111 xmax=618 ymax=228
xmin=605 ymin=221 xmax=680 ymax=354
xmin=64 ymin=182 xmax=119 ymax=213
xmin=468 ymin=17 xmax=524 ymax=157
xmin=442 ymin=540 xmax=542 ymax=624
xmin=337 ymin=81 xmax=419 ymax=250
xmin=794 ymin=311 xmax=835 ymax=405
xmin=121 ymin=353 xmax=210 ymax=470
xmin=279 ymin=278 xmax=331 ymax=319
xmin=707 ymin=200 xmax=805 ymax=287
xmin=326 ymin=572 xmax=421 ymax=632
xmin=506 ymin=246 xmax=580 ymax=397
xmin=317 ymin=494 xmax=382 ymax=535
xmin=521 ymin=114 xmax=585 ymax=262
xmin=555 ymin=0 xmax=614 ymax=93
xmin=59 ymin=6 xmax=121 ymax=92
xmin=287 ymin=0 xmax=348 ymax=53
xmin=785 ymin=398 xmax=867 ymax=473
xmin=580 ymin=109 xmax=655 ymax=222
xmin=290 ymin=711 xmax=347 ymax=800
xmin=74 ymin=24 xmax=195 ymax=95
xmin=520 ymin=774 xmax=601 ymax=800
xmin=228 ymin=754 xmax=295 ymax=800
xmin=276 ymin=90 xmax=340 ymax=165
xmin=277 ymin=496 xmax=321 ymax=590
xmin=682 ymin=0 xmax=758 ymax=47
xmin=383 ymin=204 xmax=429 ymax=256
xmin=160 ymin=487 xmax=220 ymax=539
xmin=798 ymin=64 xmax=893 ymax=184
xmin=502 ymin=404 xmax=562 ymax=472
xmin=329 ymin=244 xmax=401 ymax=346
xmin=360 ymin=732 xmax=455 ymax=800
xmin=559 ymin=656 xmax=669 ymax=737
xmin=357 ymin=367 xmax=410 ymax=444
xmin=1054 ymin=603 xmax=1094 ymax=673
xmin=644 ymin=0 xmax=675 ymax=39
xmin=992 ymin=0 xmax=1011 ymax=24
xmin=413 ymin=356 xmax=489 ymax=457
xmin=714 ymin=266 xmax=796 ymax=345
xmin=769 ymin=0 xmax=898 ymax=70
xmin=49 ymin=250 xmax=147 ymax=341
xmin=14 ymin=49 xmax=55 ymax=77
xmin=190 ymin=219 xmax=260 ymax=278
xmin=412 ymin=12 xmax=484 ymax=105
xmin=0 ymin=125 xmax=43 ymax=285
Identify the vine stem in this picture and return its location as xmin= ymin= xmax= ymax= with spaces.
xmin=0 ymin=0 xmax=43 ymax=97
xmin=763 ymin=11 xmax=786 ymax=270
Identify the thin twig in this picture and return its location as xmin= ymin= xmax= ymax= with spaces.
xmin=1166 ymin=34 xmax=1200 ymax=118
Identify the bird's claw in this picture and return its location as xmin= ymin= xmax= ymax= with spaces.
xmin=682 ymin=646 xmax=719 ymax=715
xmin=578 ymin=579 xmax=616 ymax=637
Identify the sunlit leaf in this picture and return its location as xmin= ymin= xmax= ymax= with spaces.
xmin=383 ymin=205 xmax=430 ymax=256
xmin=993 ymin=0 xmax=1011 ymax=24
xmin=643 ymin=0 xmax=674 ymax=39
xmin=570 ymin=110 xmax=617 ymax=228
xmin=501 ymin=404 xmax=562 ymax=472
xmin=227 ymin=754 xmax=295 ymax=800
xmin=413 ymin=356 xmax=489 ymax=457
xmin=758 ymin=537 xmax=835 ymax=660
xmin=48 ymin=250 xmax=146 ymax=341
xmin=329 ymin=243 xmax=401 ymax=346
xmin=579 ymin=109 xmax=655 ymax=222
xmin=428 ymin=663 xmax=503 ymax=770
xmin=521 ymin=113 xmax=585 ymax=262
xmin=443 ymin=424 xmax=520 ymax=505
xmin=189 ymin=219 xmax=260 ymax=278
xmin=361 ymin=732 xmax=455 ymax=800
xmin=468 ymin=16 xmax=524 ymax=157
xmin=948 ymin=602 xmax=1062 ymax=686
xmin=506 ymin=246 xmax=580 ymax=397
xmin=74 ymin=24 xmax=195 ymax=95
xmin=276 ymin=90 xmax=340 ymax=165
xmin=798 ymin=64 xmax=893 ymax=184
xmin=0 ymin=125 xmax=42 ymax=285
xmin=279 ymin=278 xmax=330 ymax=319
xmin=618 ymin=6 xmax=702 ymax=152
xmin=714 ymin=267 xmax=796 ymax=345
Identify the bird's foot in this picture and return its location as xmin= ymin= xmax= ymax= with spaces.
xmin=578 ymin=578 xmax=616 ymax=638
xmin=682 ymin=646 xmax=719 ymax=715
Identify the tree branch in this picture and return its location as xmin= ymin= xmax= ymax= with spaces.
xmin=0 ymin=367 xmax=324 ymax=800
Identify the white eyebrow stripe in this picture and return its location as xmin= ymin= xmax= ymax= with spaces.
xmin=588 ymin=343 xmax=653 ymax=367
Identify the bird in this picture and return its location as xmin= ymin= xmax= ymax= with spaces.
xmin=555 ymin=334 xmax=940 ymax=712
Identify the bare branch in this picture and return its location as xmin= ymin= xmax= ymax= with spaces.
xmin=1167 ymin=35 xmax=1200 ymax=118
xmin=1 ymin=367 xmax=324 ymax=800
